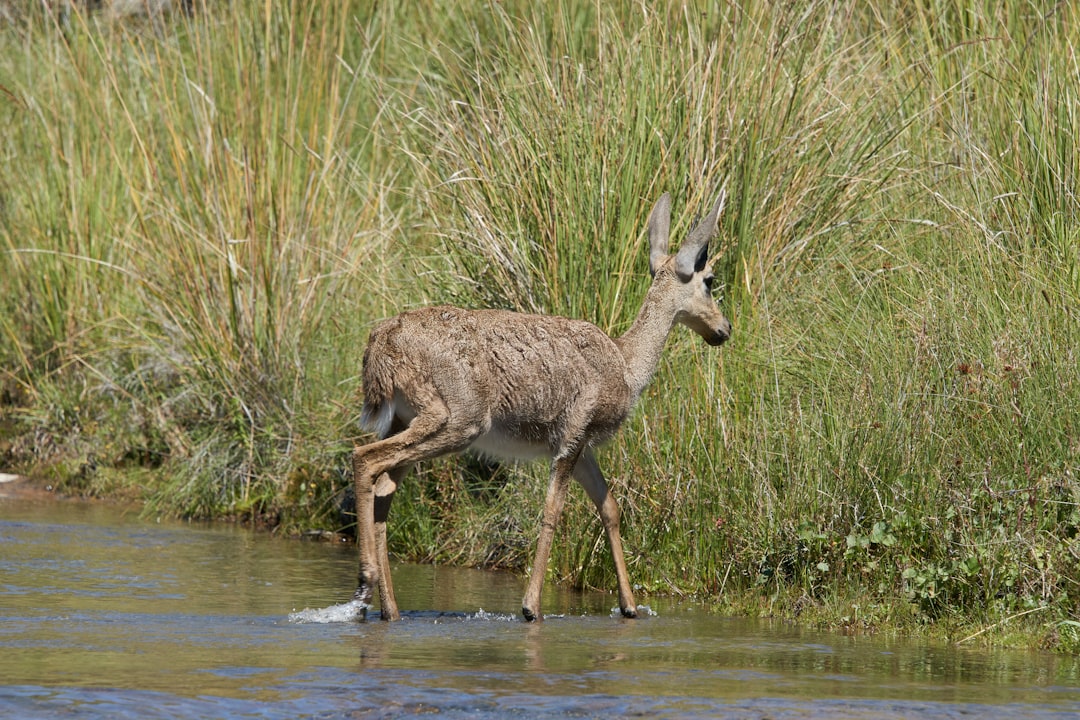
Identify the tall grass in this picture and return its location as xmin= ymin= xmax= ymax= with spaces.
xmin=1 ymin=2 xmax=411 ymax=519
xmin=2 ymin=0 xmax=1079 ymax=647
xmin=379 ymin=0 xmax=1080 ymax=638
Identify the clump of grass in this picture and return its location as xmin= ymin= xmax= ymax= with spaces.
xmin=414 ymin=2 xmax=909 ymax=320
xmin=1 ymin=2 xmax=412 ymax=523
xmin=114 ymin=3 xmax=393 ymax=517
xmin=398 ymin=1 xmax=911 ymax=566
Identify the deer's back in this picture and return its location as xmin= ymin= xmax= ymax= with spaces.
xmin=362 ymin=306 xmax=634 ymax=454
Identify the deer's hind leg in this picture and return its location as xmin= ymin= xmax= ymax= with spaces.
xmin=352 ymin=396 xmax=481 ymax=617
xmin=373 ymin=464 xmax=410 ymax=621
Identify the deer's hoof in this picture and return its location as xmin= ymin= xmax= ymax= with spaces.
xmin=522 ymin=606 xmax=541 ymax=622
xmin=621 ymin=606 xmax=638 ymax=619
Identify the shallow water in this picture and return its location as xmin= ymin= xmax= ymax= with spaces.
xmin=3 ymin=488 xmax=1080 ymax=719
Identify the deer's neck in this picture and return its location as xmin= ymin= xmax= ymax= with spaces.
xmin=615 ymin=280 xmax=677 ymax=399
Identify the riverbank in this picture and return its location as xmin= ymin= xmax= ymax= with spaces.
xmin=2 ymin=1 xmax=1078 ymax=651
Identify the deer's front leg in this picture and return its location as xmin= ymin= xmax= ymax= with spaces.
xmin=522 ymin=456 xmax=575 ymax=622
xmin=572 ymin=451 xmax=637 ymax=618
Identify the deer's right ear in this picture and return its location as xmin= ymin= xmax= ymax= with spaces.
xmin=648 ymin=193 xmax=672 ymax=276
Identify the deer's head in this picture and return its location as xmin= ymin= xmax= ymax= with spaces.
xmin=647 ymin=190 xmax=732 ymax=346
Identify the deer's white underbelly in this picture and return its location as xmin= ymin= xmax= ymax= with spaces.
xmin=469 ymin=427 xmax=551 ymax=461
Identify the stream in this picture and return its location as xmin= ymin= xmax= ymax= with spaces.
xmin=3 ymin=482 xmax=1080 ymax=719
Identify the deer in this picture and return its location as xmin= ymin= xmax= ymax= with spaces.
xmin=351 ymin=189 xmax=731 ymax=622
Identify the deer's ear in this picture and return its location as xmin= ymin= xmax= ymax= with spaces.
xmin=648 ymin=193 xmax=672 ymax=276
xmin=674 ymin=189 xmax=725 ymax=280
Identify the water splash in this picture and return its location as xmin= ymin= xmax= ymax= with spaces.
xmin=611 ymin=604 xmax=657 ymax=618
xmin=288 ymin=599 xmax=368 ymax=624
xmin=466 ymin=608 xmax=518 ymax=622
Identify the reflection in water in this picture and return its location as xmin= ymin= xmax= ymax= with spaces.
xmin=2 ymin=491 xmax=1080 ymax=719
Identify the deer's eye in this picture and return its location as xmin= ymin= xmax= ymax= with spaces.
xmin=704 ymin=275 xmax=715 ymax=294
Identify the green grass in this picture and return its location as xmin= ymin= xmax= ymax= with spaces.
xmin=1 ymin=0 xmax=1079 ymax=650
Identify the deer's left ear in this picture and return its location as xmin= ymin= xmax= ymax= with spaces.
xmin=674 ymin=189 xmax=725 ymax=281
xmin=648 ymin=193 xmax=671 ymax=276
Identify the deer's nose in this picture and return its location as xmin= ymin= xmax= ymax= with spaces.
xmin=707 ymin=318 xmax=731 ymax=346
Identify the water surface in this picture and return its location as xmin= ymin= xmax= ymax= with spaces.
xmin=2 ymin=485 xmax=1080 ymax=719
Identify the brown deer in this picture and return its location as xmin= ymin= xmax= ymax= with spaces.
xmin=352 ymin=190 xmax=730 ymax=621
